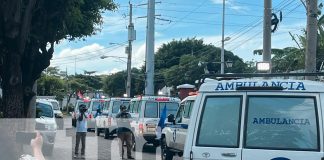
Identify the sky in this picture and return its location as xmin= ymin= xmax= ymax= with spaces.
xmin=51 ymin=0 xmax=315 ymax=75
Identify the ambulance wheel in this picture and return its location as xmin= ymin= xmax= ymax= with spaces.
xmin=161 ymin=137 xmax=173 ymax=160
xmin=96 ymin=128 xmax=101 ymax=136
xmin=104 ymin=129 xmax=110 ymax=139
xmin=132 ymin=133 xmax=136 ymax=151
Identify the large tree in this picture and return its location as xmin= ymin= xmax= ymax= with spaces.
xmin=0 ymin=0 xmax=116 ymax=118
xmin=154 ymin=38 xmax=247 ymax=91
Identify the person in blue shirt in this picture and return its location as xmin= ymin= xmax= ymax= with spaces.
xmin=74 ymin=104 xmax=88 ymax=159
xmin=94 ymin=104 xmax=102 ymax=118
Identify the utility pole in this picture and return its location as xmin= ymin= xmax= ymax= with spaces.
xmin=145 ymin=0 xmax=155 ymax=95
xmin=126 ymin=2 xmax=135 ymax=97
xmin=263 ymin=0 xmax=272 ymax=71
xmin=221 ymin=0 xmax=225 ymax=74
xmin=305 ymin=0 xmax=318 ymax=80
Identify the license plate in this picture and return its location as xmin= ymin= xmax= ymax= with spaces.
xmin=147 ymin=127 xmax=155 ymax=132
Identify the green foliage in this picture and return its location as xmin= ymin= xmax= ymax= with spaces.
xmin=294 ymin=14 xmax=324 ymax=70
xmin=271 ymin=47 xmax=304 ymax=73
xmin=103 ymin=71 xmax=127 ymax=97
xmin=0 ymin=0 xmax=117 ymax=117
xmin=154 ymin=38 xmax=247 ymax=91
xmin=37 ymin=74 xmax=65 ymax=100
xmin=74 ymin=75 xmax=103 ymax=91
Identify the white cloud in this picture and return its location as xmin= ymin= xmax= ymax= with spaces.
xmin=210 ymin=0 xmax=249 ymax=12
xmin=94 ymin=68 xmax=121 ymax=75
xmin=51 ymin=43 xmax=129 ymax=75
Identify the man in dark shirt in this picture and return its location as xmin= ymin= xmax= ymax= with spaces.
xmin=116 ymin=104 xmax=134 ymax=159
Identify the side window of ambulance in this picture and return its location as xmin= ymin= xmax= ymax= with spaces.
xmin=175 ymin=105 xmax=184 ymax=123
xmin=245 ymin=96 xmax=319 ymax=151
xmin=183 ymin=100 xmax=194 ymax=118
xmin=129 ymin=102 xmax=135 ymax=113
xmin=136 ymin=101 xmax=142 ymax=114
xmin=112 ymin=101 xmax=122 ymax=113
xmin=196 ymin=96 xmax=241 ymax=147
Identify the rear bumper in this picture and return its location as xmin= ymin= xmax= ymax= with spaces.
xmin=143 ymin=133 xmax=157 ymax=143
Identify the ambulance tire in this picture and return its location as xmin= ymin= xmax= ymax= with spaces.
xmin=161 ymin=137 xmax=173 ymax=160
xmin=96 ymin=128 xmax=101 ymax=136
xmin=104 ymin=129 xmax=110 ymax=139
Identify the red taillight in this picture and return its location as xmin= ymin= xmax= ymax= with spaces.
xmin=139 ymin=123 xmax=144 ymax=134
xmin=88 ymin=114 xmax=92 ymax=119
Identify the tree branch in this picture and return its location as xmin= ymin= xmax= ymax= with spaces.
xmin=19 ymin=0 xmax=37 ymax=55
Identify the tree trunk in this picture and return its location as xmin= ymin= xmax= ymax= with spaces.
xmin=26 ymin=82 xmax=37 ymax=118
xmin=2 ymin=54 xmax=24 ymax=118
xmin=66 ymin=92 xmax=73 ymax=111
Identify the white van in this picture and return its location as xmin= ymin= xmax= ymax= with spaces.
xmin=95 ymin=97 xmax=131 ymax=139
xmin=184 ymin=77 xmax=324 ymax=160
xmin=161 ymin=95 xmax=196 ymax=159
xmin=130 ymin=96 xmax=181 ymax=146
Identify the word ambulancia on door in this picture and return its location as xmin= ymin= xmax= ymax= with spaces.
xmin=215 ymin=81 xmax=306 ymax=91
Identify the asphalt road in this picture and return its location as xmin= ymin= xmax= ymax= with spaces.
xmin=42 ymin=118 xmax=182 ymax=160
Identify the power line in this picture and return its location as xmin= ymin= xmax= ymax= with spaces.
xmin=228 ymin=2 xmax=303 ymax=52
xmin=159 ymin=0 xmax=209 ymax=32
xmin=52 ymin=41 xmax=128 ymax=61
xmin=51 ymin=45 xmax=125 ymax=65
xmin=221 ymin=0 xmax=298 ymax=48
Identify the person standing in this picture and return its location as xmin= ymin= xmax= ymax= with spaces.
xmin=74 ymin=104 xmax=88 ymax=159
xmin=116 ymin=104 xmax=134 ymax=159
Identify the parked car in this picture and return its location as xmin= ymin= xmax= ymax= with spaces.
xmin=43 ymin=99 xmax=64 ymax=130
xmin=35 ymin=99 xmax=57 ymax=156
xmin=161 ymin=95 xmax=196 ymax=160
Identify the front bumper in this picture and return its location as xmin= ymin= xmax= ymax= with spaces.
xmin=41 ymin=131 xmax=56 ymax=145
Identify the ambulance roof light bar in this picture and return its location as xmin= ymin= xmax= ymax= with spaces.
xmin=256 ymin=62 xmax=271 ymax=72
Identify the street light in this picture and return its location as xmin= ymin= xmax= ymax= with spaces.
xmin=108 ymin=42 xmax=132 ymax=97
xmin=100 ymin=55 xmax=127 ymax=64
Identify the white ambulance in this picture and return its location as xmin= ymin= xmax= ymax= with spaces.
xmin=161 ymin=95 xmax=196 ymax=159
xmin=184 ymin=76 xmax=324 ymax=160
xmin=95 ymin=97 xmax=131 ymax=139
xmin=130 ymin=96 xmax=181 ymax=147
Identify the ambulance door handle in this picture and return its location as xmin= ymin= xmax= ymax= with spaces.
xmin=221 ymin=153 xmax=236 ymax=157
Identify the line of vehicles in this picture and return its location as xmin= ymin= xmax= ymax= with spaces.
xmin=70 ymin=73 xmax=324 ymax=160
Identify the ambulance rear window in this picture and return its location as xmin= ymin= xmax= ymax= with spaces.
xmin=144 ymin=102 xmax=158 ymax=118
xmin=159 ymin=102 xmax=179 ymax=117
xmin=245 ymin=96 xmax=319 ymax=151
xmin=196 ymin=96 xmax=242 ymax=147
xmin=112 ymin=101 xmax=122 ymax=113
xmin=183 ymin=100 xmax=195 ymax=118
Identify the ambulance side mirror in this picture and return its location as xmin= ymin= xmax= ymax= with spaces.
xmin=167 ymin=114 xmax=175 ymax=124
